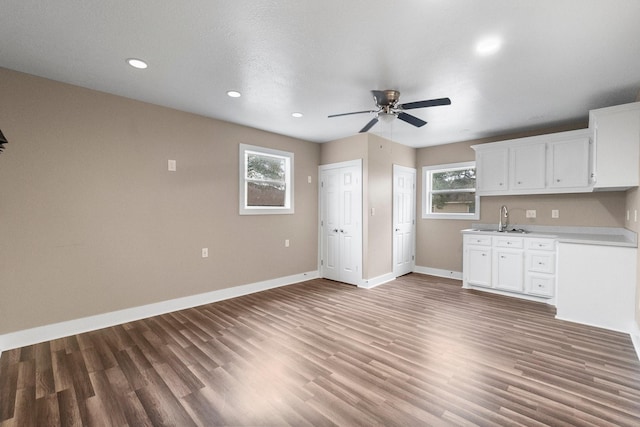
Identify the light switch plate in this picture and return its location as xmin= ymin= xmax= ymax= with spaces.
xmin=168 ymin=159 xmax=176 ymax=171
xmin=202 ymin=248 xmax=208 ymax=258
xmin=526 ymin=210 xmax=536 ymax=218
xmin=551 ymin=209 xmax=559 ymax=219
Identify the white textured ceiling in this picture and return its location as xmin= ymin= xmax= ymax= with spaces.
xmin=1 ymin=1 xmax=639 ymax=147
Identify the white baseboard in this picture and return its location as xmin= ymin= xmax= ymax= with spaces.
xmin=0 ymin=270 xmax=319 ymax=353
xmin=358 ymin=272 xmax=396 ymax=289
xmin=414 ymin=266 xmax=463 ymax=280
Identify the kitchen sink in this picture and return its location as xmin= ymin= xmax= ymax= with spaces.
xmin=474 ymin=228 xmax=530 ymax=234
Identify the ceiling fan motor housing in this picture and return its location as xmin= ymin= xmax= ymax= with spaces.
xmin=374 ymin=90 xmax=401 ymax=107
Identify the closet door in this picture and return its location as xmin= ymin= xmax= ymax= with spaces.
xmin=320 ymin=160 xmax=362 ymax=285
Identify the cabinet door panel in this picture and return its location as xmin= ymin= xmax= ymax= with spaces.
xmin=494 ymin=249 xmax=524 ymax=291
xmin=477 ymin=149 xmax=508 ymax=193
xmin=548 ymin=138 xmax=590 ymax=189
xmin=466 ymin=246 xmax=492 ymax=287
xmin=510 ymin=144 xmax=546 ymax=190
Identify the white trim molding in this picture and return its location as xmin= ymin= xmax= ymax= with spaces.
xmin=358 ymin=272 xmax=396 ymax=289
xmin=0 ymin=270 xmax=319 ymax=353
xmin=414 ymin=266 xmax=463 ymax=280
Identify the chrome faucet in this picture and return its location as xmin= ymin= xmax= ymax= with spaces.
xmin=498 ymin=205 xmax=509 ymax=232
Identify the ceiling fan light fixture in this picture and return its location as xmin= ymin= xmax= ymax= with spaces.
xmin=378 ymin=112 xmax=396 ymax=123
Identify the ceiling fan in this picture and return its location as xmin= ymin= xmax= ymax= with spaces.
xmin=328 ymin=90 xmax=451 ymax=133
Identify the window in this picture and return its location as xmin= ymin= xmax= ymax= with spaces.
xmin=239 ymin=144 xmax=294 ymax=215
xmin=422 ymin=161 xmax=479 ymax=220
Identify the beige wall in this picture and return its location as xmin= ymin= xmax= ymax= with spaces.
xmin=416 ymin=124 xmax=628 ymax=273
xmin=0 ymin=68 xmax=320 ymax=334
xmin=319 ymin=133 xmax=415 ymax=280
xmin=367 ymin=134 xmax=415 ymax=279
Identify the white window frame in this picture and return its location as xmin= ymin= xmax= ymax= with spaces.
xmin=239 ymin=144 xmax=294 ymax=215
xmin=422 ymin=161 xmax=479 ymax=220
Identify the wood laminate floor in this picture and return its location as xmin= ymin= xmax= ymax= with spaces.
xmin=1 ymin=273 xmax=640 ymax=426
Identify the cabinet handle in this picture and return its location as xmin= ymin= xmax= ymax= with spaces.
xmin=332 ymin=229 xmax=339 ymax=233
xmin=482 ymin=253 xmax=486 ymax=257
xmin=499 ymin=182 xmax=503 ymax=186
xmin=500 ymin=255 xmax=506 ymax=259
xmin=517 ymin=181 xmax=522 ymax=184
xmin=556 ymin=179 xmax=561 ymax=183
xmin=507 ymin=242 xmax=511 ymax=245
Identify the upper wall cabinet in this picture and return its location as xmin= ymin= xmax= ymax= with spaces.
xmin=589 ymin=102 xmax=640 ymax=191
xmin=510 ymin=143 xmax=546 ymax=191
xmin=473 ymin=129 xmax=592 ymax=196
xmin=547 ymin=137 xmax=591 ymax=190
xmin=476 ymin=147 xmax=508 ymax=194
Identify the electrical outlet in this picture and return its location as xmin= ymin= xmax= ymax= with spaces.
xmin=627 ymin=210 xmax=630 ymax=221
xmin=168 ymin=159 xmax=176 ymax=171
xmin=526 ymin=210 xmax=537 ymax=218
xmin=201 ymin=248 xmax=208 ymax=258
xmin=371 ymin=207 xmax=375 ymax=216
xmin=551 ymin=209 xmax=559 ymax=219
xmin=285 ymin=239 xmax=290 ymax=247
xmin=308 ymin=176 xmax=312 ymax=184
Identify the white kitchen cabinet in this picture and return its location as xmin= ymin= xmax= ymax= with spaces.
xmin=589 ymin=102 xmax=640 ymax=190
xmin=463 ymin=235 xmax=492 ymax=288
xmin=476 ymin=148 xmax=508 ymax=194
xmin=547 ymin=137 xmax=591 ymax=190
xmin=463 ymin=233 xmax=556 ymax=301
xmin=473 ymin=129 xmax=592 ymax=196
xmin=509 ymin=143 xmax=546 ymax=190
xmin=492 ymin=236 xmax=524 ymax=292
xmin=524 ymin=238 xmax=556 ymax=298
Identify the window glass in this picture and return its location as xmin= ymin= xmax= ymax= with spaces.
xmin=422 ymin=162 xmax=479 ymax=219
xmin=239 ymin=144 xmax=294 ymax=214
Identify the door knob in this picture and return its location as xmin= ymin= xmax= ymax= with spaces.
xmin=332 ymin=229 xmax=338 ymax=233
xmin=340 ymin=229 xmax=345 ymax=233
xmin=395 ymin=228 xmax=400 ymax=232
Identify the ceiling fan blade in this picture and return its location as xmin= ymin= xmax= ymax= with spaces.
xmin=359 ymin=117 xmax=379 ymax=133
xmin=400 ymin=97 xmax=451 ymax=110
xmin=397 ymin=112 xmax=427 ymax=128
xmin=328 ymin=110 xmax=375 ymax=118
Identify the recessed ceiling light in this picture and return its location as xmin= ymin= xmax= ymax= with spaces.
xmin=226 ymin=90 xmax=242 ymax=98
xmin=292 ymin=112 xmax=303 ymax=118
xmin=126 ymin=58 xmax=148 ymax=69
xmin=475 ymin=37 xmax=502 ymax=55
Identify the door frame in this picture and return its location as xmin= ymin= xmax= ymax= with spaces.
xmin=318 ymin=159 xmax=363 ymax=285
xmin=392 ymin=164 xmax=417 ymax=278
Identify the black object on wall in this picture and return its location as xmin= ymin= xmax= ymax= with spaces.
xmin=0 ymin=129 xmax=7 ymax=153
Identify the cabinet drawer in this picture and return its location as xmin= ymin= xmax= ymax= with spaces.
xmin=527 ymin=252 xmax=555 ymax=273
xmin=526 ymin=274 xmax=555 ymax=297
xmin=464 ymin=235 xmax=492 ymax=246
xmin=526 ymin=238 xmax=556 ymax=251
xmin=493 ymin=236 xmax=524 ymax=248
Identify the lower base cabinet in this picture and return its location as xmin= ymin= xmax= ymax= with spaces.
xmin=463 ymin=234 xmax=556 ymax=301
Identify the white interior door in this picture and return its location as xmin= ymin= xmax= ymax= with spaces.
xmin=320 ymin=160 xmax=362 ymax=286
xmin=393 ymin=165 xmax=416 ymax=277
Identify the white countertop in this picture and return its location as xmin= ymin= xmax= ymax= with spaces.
xmin=462 ymin=224 xmax=637 ymax=248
